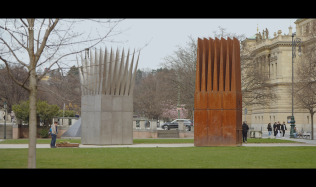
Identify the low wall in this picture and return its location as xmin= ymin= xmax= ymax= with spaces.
xmin=179 ymin=131 xmax=194 ymax=138
xmin=0 ymin=124 xmax=13 ymax=139
xmin=4 ymin=122 xmax=194 ymax=139
xmin=133 ymin=129 xmax=158 ymax=139
xmin=12 ymin=125 xmax=70 ymax=139
xmin=133 ymin=129 xmax=194 ymax=139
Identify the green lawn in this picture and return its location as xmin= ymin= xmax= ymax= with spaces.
xmin=0 ymin=147 xmax=315 ymax=168
xmin=0 ymin=138 xmax=299 ymax=144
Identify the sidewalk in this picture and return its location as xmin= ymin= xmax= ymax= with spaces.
xmin=1 ymin=132 xmax=316 ymax=148
xmin=260 ymin=131 xmax=316 ymax=144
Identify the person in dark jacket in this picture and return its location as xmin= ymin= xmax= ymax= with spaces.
xmin=242 ymin=121 xmax=249 ymax=143
xmin=273 ymin=122 xmax=277 ymax=138
xmin=267 ymin=123 xmax=272 ymax=136
xmin=277 ymin=121 xmax=281 ymax=138
xmin=281 ymin=121 xmax=287 ymax=138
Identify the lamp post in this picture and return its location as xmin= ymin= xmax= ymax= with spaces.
xmin=290 ymin=33 xmax=301 ymax=138
xmin=4 ymin=101 xmax=7 ymax=139
xmin=178 ymin=73 xmax=180 ymax=119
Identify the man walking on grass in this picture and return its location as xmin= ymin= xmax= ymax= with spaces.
xmin=50 ymin=121 xmax=58 ymax=148
xmin=242 ymin=121 xmax=249 ymax=143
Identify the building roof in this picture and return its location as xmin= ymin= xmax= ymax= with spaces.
xmin=247 ymin=35 xmax=257 ymax=40
xmin=247 ymin=34 xmax=273 ymax=40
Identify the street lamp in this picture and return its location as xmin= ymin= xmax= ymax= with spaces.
xmin=290 ymin=33 xmax=301 ymax=138
xmin=3 ymin=101 xmax=7 ymax=139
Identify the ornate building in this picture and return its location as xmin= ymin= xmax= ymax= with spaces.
xmin=241 ymin=19 xmax=316 ymax=132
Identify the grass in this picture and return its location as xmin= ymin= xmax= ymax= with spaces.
xmin=0 ymin=146 xmax=316 ymax=168
xmin=0 ymin=138 xmax=299 ymax=144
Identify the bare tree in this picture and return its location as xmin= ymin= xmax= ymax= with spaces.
xmin=0 ymin=19 xmax=126 ymax=168
xmin=0 ymin=64 xmax=29 ymax=111
xmin=240 ymin=41 xmax=277 ymax=109
xmin=133 ymin=68 xmax=175 ymax=119
xmin=161 ymin=35 xmax=197 ymax=119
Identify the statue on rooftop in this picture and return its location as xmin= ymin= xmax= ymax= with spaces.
xmin=266 ymin=28 xmax=269 ymax=39
xmin=259 ymin=32 xmax=262 ymax=40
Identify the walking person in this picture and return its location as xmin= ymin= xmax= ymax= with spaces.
xmin=281 ymin=121 xmax=287 ymax=138
xmin=267 ymin=123 xmax=272 ymax=137
xmin=10 ymin=111 xmax=15 ymax=123
xmin=273 ymin=122 xmax=277 ymax=138
xmin=242 ymin=121 xmax=249 ymax=143
xmin=277 ymin=121 xmax=281 ymax=138
xmin=50 ymin=121 xmax=58 ymax=148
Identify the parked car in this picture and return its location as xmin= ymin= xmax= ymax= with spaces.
xmin=161 ymin=119 xmax=193 ymax=131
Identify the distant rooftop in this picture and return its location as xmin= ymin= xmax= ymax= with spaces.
xmin=247 ymin=34 xmax=272 ymax=40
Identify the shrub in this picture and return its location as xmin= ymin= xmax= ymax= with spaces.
xmin=38 ymin=128 xmax=50 ymax=138
xmin=12 ymin=99 xmax=59 ymax=125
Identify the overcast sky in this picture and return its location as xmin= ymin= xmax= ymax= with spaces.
xmin=91 ymin=19 xmax=298 ymax=71
xmin=1 ymin=19 xmax=299 ymax=72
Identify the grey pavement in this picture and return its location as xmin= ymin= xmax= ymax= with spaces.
xmin=1 ymin=130 xmax=316 ymax=148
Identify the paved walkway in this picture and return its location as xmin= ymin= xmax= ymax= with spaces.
xmin=1 ymin=131 xmax=316 ymax=148
xmin=1 ymin=140 xmax=316 ymax=149
xmin=1 ymin=143 xmax=316 ymax=149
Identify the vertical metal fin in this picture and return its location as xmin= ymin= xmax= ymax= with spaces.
xmin=207 ymin=38 xmax=214 ymax=91
xmin=129 ymin=51 xmax=140 ymax=96
xmin=120 ymin=49 xmax=130 ymax=96
xmin=102 ymin=47 xmax=107 ymax=95
xmin=125 ymin=49 xmax=135 ymax=96
xmin=116 ymin=48 xmax=125 ymax=95
xmin=201 ymin=38 xmax=208 ymax=91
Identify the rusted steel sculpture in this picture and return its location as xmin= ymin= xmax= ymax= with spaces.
xmin=194 ymin=37 xmax=242 ymax=146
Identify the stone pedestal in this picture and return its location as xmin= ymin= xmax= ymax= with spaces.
xmin=63 ymin=119 xmax=69 ymax=126
xmin=12 ymin=124 xmax=19 ymax=139
xmin=150 ymin=121 xmax=157 ymax=130
xmin=139 ymin=121 xmax=146 ymax=130
xmin=178 ymin=120 xmax=185 ymax=131
xmin=71 ymin=119 xmax=77 ymax=125
xmin=81 ymin=95 xmax=133 ymax=145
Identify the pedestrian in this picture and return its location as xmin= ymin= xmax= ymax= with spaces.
xmin=293 ymin=126 xmax=298 ymax=139
xmin=3 ymin=110 xmax=5 ymax=121
xmin=10 ymin=111 xmax=15 ymax=123
xmin=273 ymin=122 xmax=277 ymax=138
xmin=50 ymin=121 xmax=58 ymax=148
xmin=281 ymin=121 xmax=287 ymax=138
xmin=267 ymin=123 xmax=272 ymax=136
xmin=242 ymin=121 xmax=249 ymax=143
xmin=277 ymin=121 xmax=281 ymax=138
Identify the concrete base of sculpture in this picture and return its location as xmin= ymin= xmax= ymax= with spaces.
xmin=81 ymin=95 xmax=133 ymax=145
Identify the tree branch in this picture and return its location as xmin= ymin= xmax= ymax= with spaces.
xmin=0 ymin=56 xmax=30 ymax=91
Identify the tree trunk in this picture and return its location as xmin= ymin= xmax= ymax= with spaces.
xmin=311 ymin=112 xmax=314 ymax=140
xmin=27 ymin=68 xmax=37 ymax=168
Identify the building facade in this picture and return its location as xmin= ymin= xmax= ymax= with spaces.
xmin=242 ymin=19 xmax=316 ymax=132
